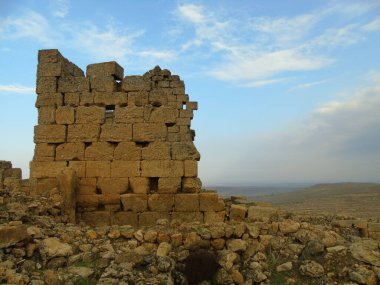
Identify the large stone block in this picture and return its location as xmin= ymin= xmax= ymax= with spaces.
xmin=64 ymin=92 xmax=80 ymax=106
xmin=94 ymin=91 xmax=128 ymax=106
xmin=133 ymin=123 xmax=167 ymax=142
xmin=127 ymin=91 xmax=149 ymax=106
xmin=112 ymin=212 xmax=138 ymax=226
xmin=122 ymin=76 xmax=150 ymax=92
xmin=76 ymin=195 xmax=99 ymax=208
xmin=86 ymin=61 xmax=124 ymax=80
xmin=77 ymin=178 xmax=97 ymax=195
xmin=34 ymin=125 xmax=66 ymax=143
xmin=182 ymin=177 xmax=202 ymax=193
xmin=0 ymin=224 xmax=29 ymax=249
xmin=86 ymin=161 xmax=111 ymax=178
xmin=56 ymin=143 xmax=85 ymax=161
xmin=139 ymin=212 xmax=170 ymax=227
xmin=79 ymin=211 xmax=110 ymax=227
xmin=58 ymin=168 xmax=77 ymax=223
xmin=129 ymin=177 xmax=149 ymax=194
xmin=115 ymin=106 xmax=144 ymax=123
xmin=141 ymin=142 xmax=171 ymax=160
xmin=175 ymin=194 xmax=199 ymax=211
xmin=120 ymin=194 xmax=147 ymax=212
xmin=85 ymin=142 xmax=115 ymax=161
xmin=114 ymin=142 xmax=142 ymax=160
xmin=89 ymin=77 xmax=117 ymax=92
xmin=171 ymin=142 xmax=200 ymax=160
xmin=98 ymin=194 xmax=120 ymax=205
xmin=38 ymin=106 xmax=56 ymax=124
xmin=199 ymin=192 xmax=225 ymax=211
xmin=79 ymin=92 xmax=94 ymax=105
xmin=67 ymin=124 xmax=100 ymax=142
xmin=148 ymin=194 xmax=174 ymax=211
xmin=34 ymin=143 xmax=56 ymax=160
xmin=111 ymin=161 xmax=141 ymax=177
xmin=204 ymin=211 xmax=226 ymax=223
xmin=38 ymin=49 xmax=63 ymax=63
xmin=55 ymin=106 xmax=75 ymax=124
xmin=58 ymin=77 xmax=90 ymax=93
xmin=98 ymin=178 xmax=129 ymax=195
xmin=158 ymin=177 xmax=181 ymax=193
xmin=179 ymin=109 xmax=193 ymax=119
xmin=68 ymin=161 xmax=86 ymax=177
xmin=33 ymin=177 xmax=58 ymax=195
xmin=184 ymin=160 xmax=198 ymax=177
xmin=186 ymin=101 xmax=198 ymax=110
xmin=141 ymin=160 xmax=183 ymax=177
xmin=30 ymin=161 xmax=67 ymax=178
xmin=149 ymin=90 xmax=168 ymax=106
xmin=172 ymin=212 xmax=203 ymax=223
xmin=36 ymin=78 xmax=58 ymax=94
xmin=247 ymin=206 xmax=277 ymax=222
xmin=100 ymin=123 xmax=132 ymax=142
xmin=230 ymin=204 xmax=247 ymax=222
xmin=76 ymin=106 xmax=105 ymax=124
xmin=149 ymin=106 xmax=178 ymax=123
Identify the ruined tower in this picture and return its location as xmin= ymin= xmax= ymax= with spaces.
xmin=30 ymin=49 xmax=225 ymax=226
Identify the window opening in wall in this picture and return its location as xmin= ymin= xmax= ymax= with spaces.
xmin=105 ymin=105 xmax=115 ymax=122
xmin=96 ymin=187 xmax=102 ymax=194
xmin=182 ymin=102 xmax=187 ymax=110
xmin=149 ymin=177 xmax=159 ymax=193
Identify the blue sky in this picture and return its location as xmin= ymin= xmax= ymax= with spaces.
xmin=0 ymin=0 xmax=380 ymax=185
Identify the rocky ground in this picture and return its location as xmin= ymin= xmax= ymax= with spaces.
xmin=0 ymin=188 xmax=379 ymax=285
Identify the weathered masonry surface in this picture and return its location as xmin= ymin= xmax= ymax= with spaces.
xmin=30 ymin=49 xmax=225 ymax=226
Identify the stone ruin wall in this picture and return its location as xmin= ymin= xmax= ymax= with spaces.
xmin=30 ymin=49 xmax=225 ymax=226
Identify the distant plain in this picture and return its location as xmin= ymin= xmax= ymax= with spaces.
xmin=212 ymin=183 xmax=380 ymax=220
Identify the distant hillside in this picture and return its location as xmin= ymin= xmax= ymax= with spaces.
xmin=208 ymin=184 xmax=309 ymax=197
xmin=251 ymin=182 xmax=380 ymax=220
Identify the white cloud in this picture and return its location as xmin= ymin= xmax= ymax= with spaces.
xmin=67 ymin=24 xmax=143 ymax=62
xmin=174 ymin=1 xmax=380 ymax=87
xmin=51 ymin=0 xmax=70 ymax=18
xmin=363 ymin=17 xmax=380 ymax=32
xmin=289 ymin=80 xmax=328 ymax=91
xmin=137 ymin=50 xmax=177 ymax=60
xmin=178 ymin=4 xmax=205 ymax=24
xmin=209 ymin=49 xmax=332 ymax=83
xmin=0 ymin=85 xmax=34 ymax=94
xmin=0 ymin=11 xmax=57 ymax=45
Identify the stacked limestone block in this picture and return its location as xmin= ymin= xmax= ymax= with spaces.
xmin=30 ymin=49 xmax=225 ymax=226
xmin=0 ymin=161 xmax=22 ymax=191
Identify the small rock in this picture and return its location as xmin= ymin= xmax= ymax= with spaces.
xmin=231 ymin=269 xmax=245 ymax=285
xmin=68 ymin=266 xmax=94 ymax=279
xmin=349 ymin=266 xmax=378 ymax=285
xmin=156 ymin=242 xmax=172 ymax=257
xmin=86 ymin=230 xmax=97 ymax=240
xmin=227 ymin=239 xmax=247 ymax=252
xmin=299 ymin=260 xmax=325 ymax=278
xmin=0 ymin=224 xmax=29 ymax=248
xmin=218 ymin=250 xmax=238 ymax=271
xmin=350 ymin=240 xmax=380 ymax=266
xmin=108 ymin=229 xmax=120 ymax=239
xmin=276 ymin=261 xmax=293 ymax=272
xmin=134 ymin=230 xmax=144 ymax=242
xmin=279 ymin=220 xmax=300 ymax=234
xmin=327 ymin=245 xmax=347 ymax=253
xmin=40 ymin=237 xmax=73 ymax=259
xmin=144 ymin=230 xmax=158 ymax=243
